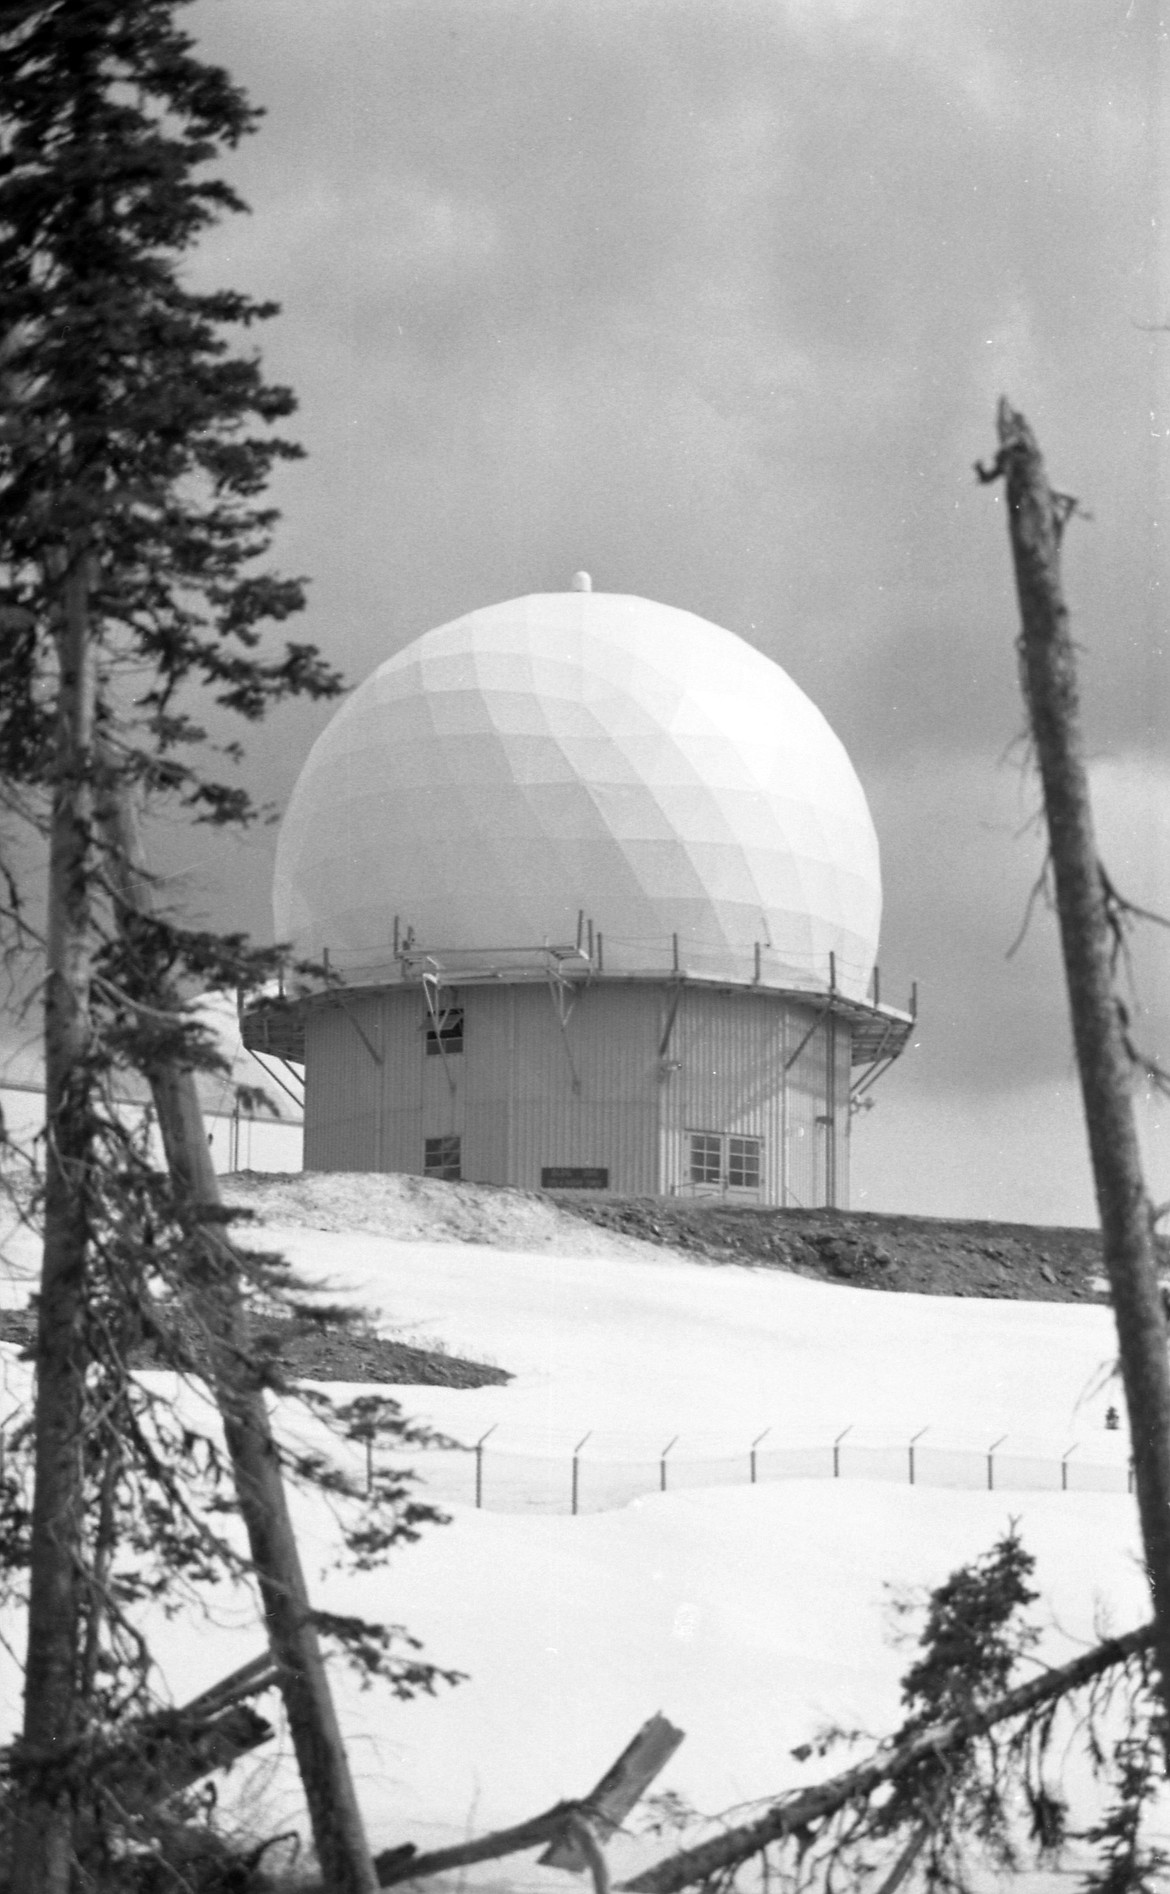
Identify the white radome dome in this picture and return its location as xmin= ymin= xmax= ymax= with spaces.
xmin=274 ymin=591 xmax=882 ymax=1001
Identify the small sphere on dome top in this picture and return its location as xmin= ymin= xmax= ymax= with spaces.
xmin=570 ymin=571 xmax=592 ymax=592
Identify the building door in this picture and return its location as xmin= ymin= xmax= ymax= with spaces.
xmin=684 ymin=1130 xmax=763 ymax=1199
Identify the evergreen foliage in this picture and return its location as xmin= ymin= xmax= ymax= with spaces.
xmin=0 ymin=4 xmax=454 ymax=1882
xmin=863 ymin=1534 xmax=1164 ymax=1894
xmin=874 ymin=1528 xmax=1045 ymax=1877
xmin=0 ymin=0 xmax=337 ymax=818
xmin=628 ymin=1534 xmax=1167 ymax=1894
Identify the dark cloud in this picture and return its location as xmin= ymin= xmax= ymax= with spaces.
xmin=147 ymin=0 xmax=1170 ymax=1217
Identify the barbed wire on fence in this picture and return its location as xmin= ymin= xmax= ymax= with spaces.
xmin=375 ymin=1429 xmax=1136 ymax=1517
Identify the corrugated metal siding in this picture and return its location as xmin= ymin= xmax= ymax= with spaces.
xmin=305 ymin=978 xmax=850 ymax=1204
xmin=460 ymin=986 xmax=512 ymax=1184
xmin=378 ymin=991 xmax=425 ymax=1172
xmin=303 ymin=999 xmax=381 ymax=1170
xmin=502 ymin=984 xmax=660 ymax=1193
xmin=663 ymin=987 xmax=790 ymax=1204
xmin=420 ymin=996 xmax=461 ymax=1144
xmin=784 ymin=1002 xmax=825 ymax=1208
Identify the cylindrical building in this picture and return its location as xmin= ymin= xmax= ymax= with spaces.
xmin=245 ymin=585 xmax=913 ymax=1205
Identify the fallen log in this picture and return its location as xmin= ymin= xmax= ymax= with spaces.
xmin=375 ymin=1801 xmax=579 ymax=1885
xmin=619 ymin=1622 xmax=1154 ymax=1893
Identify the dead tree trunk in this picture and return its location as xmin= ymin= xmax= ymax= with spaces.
xmin=11 ymin=540 xmax=97 ymax=1894
xmin=146 ymin=1070 xmax=378 ymax=1894
xmin=981 ymin=397 xmax=1170 ymax=1718
xmin=97 ymin=789 xmax=378 ymax=1894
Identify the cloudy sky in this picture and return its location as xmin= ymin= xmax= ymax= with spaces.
xmin=170 ymin=0 xmax=1169 ymax=1225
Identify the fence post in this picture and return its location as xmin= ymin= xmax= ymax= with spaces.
xmin=1129 ymin=1457 xmax=1135 ymax=1495
xmin=475 ymin=1425 xmax=497 ymax=1509
xmin=660 ymin=1435 xmax=679 ymax=1493
xmin=1061 ymin=1444 xmax=1078 ymax=1492
xmin=908 ymin=1428 xmax=928 ymax=1486
xmin=987 ymin=1434 xmax=1007 ymax=1492
xmin=833 ymin=1425 xmax=852 ymax=1479
xmin=365 ymin=1434 xmax=374 ymax=1495
xmin=750 ymin=1429 xmax=771 ymax=1485
xmin=571 ymin=1431 xmax=592 ymax=1516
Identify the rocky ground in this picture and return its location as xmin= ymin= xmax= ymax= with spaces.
xmin=0 ymin=1301 xmax=509 ymax=1388
xmin=547 ymin=1193 xmax=1156 ymax=1301
xmin=222 ymin=1170 xmax=1143 ymax=1307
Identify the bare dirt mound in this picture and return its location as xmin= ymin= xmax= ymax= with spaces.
xmin=223 ymin=1168 xmax=670 ymax=1261
xmin=0 ymin=1302 xmax=509 ymax=1388
xmin=546 ymin=1194 xmax=1158 ymax=1302
xmin=225 ymin=1170 xmax=1151 ymax=1306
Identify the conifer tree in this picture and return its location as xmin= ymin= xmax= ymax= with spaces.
xmin=0 ymin=6 xmax=451 ymax=1888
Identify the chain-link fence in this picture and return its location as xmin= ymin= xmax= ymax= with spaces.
xmin=390 ymin=1431 xmax=1133 ymax=1515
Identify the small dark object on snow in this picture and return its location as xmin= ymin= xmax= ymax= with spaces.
xmin=1105 ymin=1406 xmax=1120 ymax=1431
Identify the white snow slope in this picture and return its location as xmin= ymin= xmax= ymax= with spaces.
xmin=0 ymin=1176 xmax=1152 ymax=1885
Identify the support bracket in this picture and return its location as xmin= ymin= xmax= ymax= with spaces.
xmin=783 ymin=998 xmax=832 ymax=1073
xmin=546 ymin=961 xmax=582 ymax=1092
xmin=657 ymin=979 xmax=685 ymax=1077
xmin=337 ymin=999 xmax=383 ymax=1067
xmin=850 ymin=1015 xmax=902 ymax=1107
xmin=247 ymin=1048 xmax=305 ymax=1114
xmin=422 ymin=967 xmax=458 ymax=1095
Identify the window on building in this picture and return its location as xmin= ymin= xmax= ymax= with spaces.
xmin=727 ymin=1136 xmax=762 ymax=1191
xmin=688 ymin=1131 xmax=763 ymax=1193
xmin=424 ymin=1135 xmax=461 ymax=1181
xmin=425 ymin=1006 xmax=463 ymax=1055
xmin=688 ymin=1132 xmax=722 ymax=1186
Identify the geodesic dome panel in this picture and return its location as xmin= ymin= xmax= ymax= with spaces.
xmin=273 ymin=592 xmax=882 ymax=1000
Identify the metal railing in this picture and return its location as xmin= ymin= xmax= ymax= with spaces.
xmin=279 ymin=925 xmax=907 ymax=1014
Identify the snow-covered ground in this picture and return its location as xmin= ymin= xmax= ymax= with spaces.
xmin=0 ymin=1176 xmax=1153 ymax=1884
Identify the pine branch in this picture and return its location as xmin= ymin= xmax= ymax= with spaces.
xmin=620 ymin=1623 xmax=1153 ymax=1894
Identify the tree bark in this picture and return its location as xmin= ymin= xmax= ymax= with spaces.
xmin=11 ymin=540 xmax=97 ymax=1894
xmin=98 ymin=788 xmax=378 ymax=1894
xmin=986 ymin=400 xmax=1170 ymax=1718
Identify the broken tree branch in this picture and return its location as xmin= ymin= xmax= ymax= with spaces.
xmin=376 ymin=1713 xmax=684 ymax=1888
xmin=2 ymin=1654 xmax=281 ymax=1811
xmin=374 ymin=1800 xmax=581 ymax=1886
xmin=542 ymin=1714 xmax=685 ymax=1870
